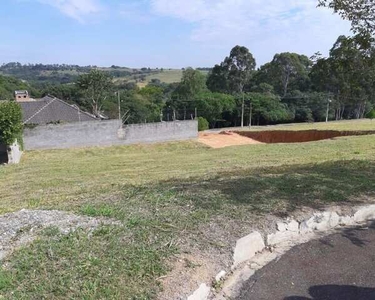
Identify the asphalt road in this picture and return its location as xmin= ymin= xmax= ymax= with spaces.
xmin=237 ymin=222 xmax=375 ymax=300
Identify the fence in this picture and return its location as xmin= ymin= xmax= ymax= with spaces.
xmin=23 ymin=119 xmax=198 ymax=150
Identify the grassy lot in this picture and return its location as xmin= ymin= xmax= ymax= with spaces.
xmin=144 ymin=69 xmax=184 ymax=84
xmin=0 ymin=120 xmax=375 ymax=299
xmin=239 ymin=119 xmax=375 ymax=131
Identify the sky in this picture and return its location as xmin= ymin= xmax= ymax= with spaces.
xmin=1 ymin=0 xmax=352 ymax=68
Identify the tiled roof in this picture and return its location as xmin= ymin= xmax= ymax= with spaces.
xmin=15 ymin=90 xmax=28 ymax=95
xmin=19 ymin=96 xmax=98 ymax=125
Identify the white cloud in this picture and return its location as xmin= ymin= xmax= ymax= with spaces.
xmin=37 ymin=0 xmax=103 ymax=22
xmin=149 ymin=0 xmax=352 ymax=65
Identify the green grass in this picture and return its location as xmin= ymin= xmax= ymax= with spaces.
xmin=140 ymin=69 xmax=209 ymax=86
xmin=144 ymin=69 xmax=184 ymax=84
xmin=241 ymin=119 xmax=375 ymax=131
xmin=111 ymin=69 xmax=185 ymax=87
xmin=0 ymin=227 xmax=170 ymax=299
xmin=0 ymin=120 xmax=375 ymax=298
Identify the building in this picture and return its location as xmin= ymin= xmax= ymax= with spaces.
xmin=14 ymin=90 xmax=30 ymax=102
xmin=16 ymin=93 xmax=99 ymax=125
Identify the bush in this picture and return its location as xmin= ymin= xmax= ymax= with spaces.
xmin=0 ymin=101 xmax=23 ymax=146
xmin=367 ymin=109 xmax=375 ymax=120
xmin=198 ymin=117 xmax=209 ymax=131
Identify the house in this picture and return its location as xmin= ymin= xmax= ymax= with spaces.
xmin=15 ymin=90 xmax=31 ymax=102
xmin=15 ymin=92 xmax=99 ymax=125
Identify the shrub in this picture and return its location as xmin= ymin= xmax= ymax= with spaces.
xmin=367 ymin=109 xmax=375 ymax=120
xmin=198 ymin=117 xmax=209 ymax=131
xmin=0 ymin=101 xmax=23 ymax=146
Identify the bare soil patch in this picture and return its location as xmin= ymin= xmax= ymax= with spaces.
xmin=198 ymin=132 xmax=263 ymax=148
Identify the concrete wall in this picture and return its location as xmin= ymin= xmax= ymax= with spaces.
xmin=24 ymin=120 xmax=198 ymax=150
xmin=0 ymin=141 xmax=22 ymax=164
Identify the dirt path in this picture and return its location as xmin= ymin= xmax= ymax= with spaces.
xmin=198 ymin=132 xmax=263 ymax=148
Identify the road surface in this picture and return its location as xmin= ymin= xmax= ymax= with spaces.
xmin=237 ymin=222 xmax=375 ymax=300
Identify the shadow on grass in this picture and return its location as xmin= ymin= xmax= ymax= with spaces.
xmin=161 ymin=159 xmax=375 ymax=216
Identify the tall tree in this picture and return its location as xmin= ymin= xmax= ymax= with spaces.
xmin=318 ymin=0 xmax=375 ymax=36
xmin=175 ymin=68 xmax=207 ymax=100
xmin=77 ymin=70 xmax=113 ymax=117
xmin=207 ymin=46 xmax=256 ymax=127
xmin=206 ymin=65 xmax=229 ymax=93
xmin=256 ymin=53 xmax=311 ymax=97
xmin=171 ymin=68 xmax=207 ymax=116
xmin=310 ymin=35 xmax=375 ymax=119
xmin=195 ymin=92 xmax=235 ymax=128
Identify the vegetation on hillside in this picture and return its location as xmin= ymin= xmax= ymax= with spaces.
xmin=0 ymin=75 xmax=37 ymax=100
xmin=0 ymin=63 xmax=183 ymax=87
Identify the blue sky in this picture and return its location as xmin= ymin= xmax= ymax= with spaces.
xmin=1 ymin=0 xmax=351 ymax=68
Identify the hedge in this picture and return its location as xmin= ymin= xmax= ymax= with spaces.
xmin=0 ymin=101 xmax=23 ymax=146
xmin=367 ymin=109 xmax=375 ymax=120
xmin=198 ymin=117 xmax=209 ymax=131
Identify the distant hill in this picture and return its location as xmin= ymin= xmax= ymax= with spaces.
xmin=0 ymin=63 xmax=211 ymax=87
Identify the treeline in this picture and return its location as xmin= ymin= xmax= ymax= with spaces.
xmin=0 ymin=62 xmax=95 ymax=72
xmin=3 ymin=34 xmax=375 ymax=128
xmin=69 ymin=33 xmax=375 ymax=128
xmin=0 ymin=62 xmax=168 ymax=86
xmin=163 ymin=34 xmax=375 ymax=127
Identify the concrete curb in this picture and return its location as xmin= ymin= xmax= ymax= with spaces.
xmin=185 ymin=204 xmax=375 ymax=300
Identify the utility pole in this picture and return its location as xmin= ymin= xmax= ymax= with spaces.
xmin=326 ymin=99 xmax=332 ymax=123
xmin=241 ymin=92 xmax=245 ymax=128
xmin=249 ymin=102 xmax=252 ymax=127
xmin=195 ymin=108 xmax=198 ymax=120
xmin=117 ymin=91 xmax=121 ymax=124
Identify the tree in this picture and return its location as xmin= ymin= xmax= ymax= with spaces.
xmin=311 ymin=35 xmax=375 ymax=119
xmin=174 ymin=68 xmax=207 ymax=101
xmin=207 ymin=46 xmax=256 ymax=127
xmin=318 ymin=0 xmax=375 ymax=36
xmin=255 ymin=53 xmax=311 ymax=97
xmin=195 ymin=91 xmax=235 ymax=127
xmin=248 ymin=92 xmax=291 ymax=125
xmin=77 ymin=70 xmax=113 ymax=117
xmin=367 ymin=109 xmax=375 ymax=120
xmin=171 ymin=68 xmax=207 ymax=114
xmin=0 ymin=102 xmax=23 ymax=146
xmin=206 ymin=64 xmax=230 ymax=93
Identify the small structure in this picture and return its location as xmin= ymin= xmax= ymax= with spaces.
xmin=14 ymin=90 xmax=30 ymax=102
xmin=17 ymin=93 xmax=99 ymax=125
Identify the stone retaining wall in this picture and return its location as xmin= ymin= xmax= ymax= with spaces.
xmin=24 ymin=120 xmax=198 ymax=150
